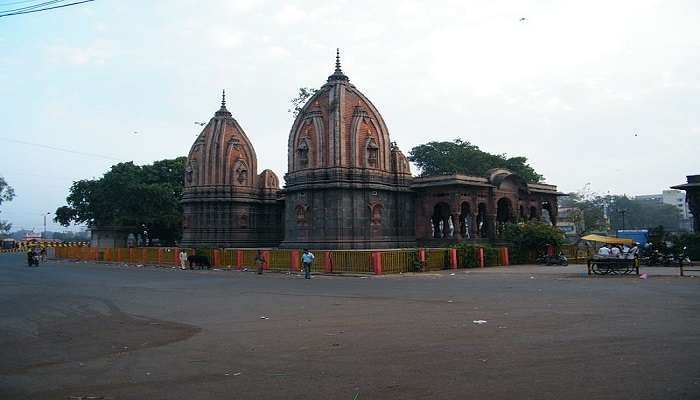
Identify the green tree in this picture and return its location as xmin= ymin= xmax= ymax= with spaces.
xmin=502 ymin=222 xmax=565 ymax=263
xmin=55 ymin=157 xmax=186 ymax=245
xmin=607 ymin=196 xmax=679 ymax=231
xmin=561 ymin=189 xmax=681 ymax=233
xmin=288 ymin=87 xmax=318 ymax=118
xmin=0 ymin=175 xmax=15 ymax=234
xmin=408 ymin=139 xmax=544 ymax=183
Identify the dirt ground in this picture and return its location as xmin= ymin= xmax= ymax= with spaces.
xmin=1 ymin=254 xmax=699 ymax=400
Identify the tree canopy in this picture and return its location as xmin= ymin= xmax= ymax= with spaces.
xmin=55 ymin=157 xmax=186 ymax=245
xmin=408 ymin=139 xmax=544 ymax=183
xmin=288 ymin=87 xmax=318 ymax=118
xmin=0 ymin=175 xmax=15 ymax=234
xmin=560 ymin=191 xmax=681 ymax=233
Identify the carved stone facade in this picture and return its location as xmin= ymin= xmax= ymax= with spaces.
xmin=281 ymin=51 xmax=414 ymax=249
xmin=180 ymin=92 xmax=283 ymax=248
xmin=412 ymin=170 xmax=561 ymax=244
xmin=181 ymin=52 xmax=562 ymax=249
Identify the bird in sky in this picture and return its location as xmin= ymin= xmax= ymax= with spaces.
xmin=194 ymin=121 xmax=206 ymax=126
xmin=132 ymin=131 xmax=139 ymax=134
xmin=519 ymin=17 xmax=527 ymax=21
xmin=634 ymin=133 xmax=638 ymax=137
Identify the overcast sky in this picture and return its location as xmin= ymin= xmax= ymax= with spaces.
xmin=1 ymin=0 xmax=698 ymax=232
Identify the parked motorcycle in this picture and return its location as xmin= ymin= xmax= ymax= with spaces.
xmin=535 ymin=252 xmax=568 ymax=266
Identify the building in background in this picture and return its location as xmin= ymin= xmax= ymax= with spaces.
xmin=557 ymin=207 xmax=585 ymax=237
xmin=635 ymin=189 xmax=692 ymax=232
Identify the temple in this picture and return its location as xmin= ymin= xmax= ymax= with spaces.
xmin=180 ymin=51 xmax=563 ymax=249
xmin=671 ymin=175 xmax=700 ymax=232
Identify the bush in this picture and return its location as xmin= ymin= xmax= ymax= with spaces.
xmin=503 ymin=223 xmax=565 ymax=264
xmin=453 ymin=243 xmax=502 ymax=267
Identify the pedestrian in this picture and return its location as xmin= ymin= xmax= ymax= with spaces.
xmin=301 ymin=249 xmax=314 ymax=279
xmin=255 ymin=250 xmax=266 ymax=275
xmin=39 ymin=247 xmax=47 ymax=262
xmin=179 ymin=249 xmax=188 ymax=270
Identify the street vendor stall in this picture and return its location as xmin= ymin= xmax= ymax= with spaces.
xmin=581 ymin=234 xmax=639 ymax=275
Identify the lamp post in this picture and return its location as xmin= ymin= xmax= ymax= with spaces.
xmin=43 ymin=212 xmax=51 ymax=239
xmin=618 ymin=209 xmax=628 ymax=231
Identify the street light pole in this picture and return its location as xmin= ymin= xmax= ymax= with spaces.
xmin=618 ymin=209 xmax=627 ymax=231
xmin=43 ymin=212 xmax=51 ymax=239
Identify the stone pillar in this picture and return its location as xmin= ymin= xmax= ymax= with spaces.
xmin=486 ymin=214 xmax=497 ymax=241
xmin=451 ymin=213 xmax=461 ymax=240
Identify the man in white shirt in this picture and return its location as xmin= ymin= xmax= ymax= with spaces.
xmin=610 ymin=246 xmax=621 ymax=257
xmin=628 ymin=243 xmax=640 ymax=259
xmin=598 ymin=245 xmax=611 ymax=257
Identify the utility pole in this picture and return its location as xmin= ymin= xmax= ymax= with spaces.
xmin=43 ymin=212 xmax=51 ymax=239
xmin=618 ymin=209 xmax=628 ymax=231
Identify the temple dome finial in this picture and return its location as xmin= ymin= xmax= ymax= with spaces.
xmin=328 ymin=48 xmax=349 ymax=83
xmin=335 ymin=48 xmax=342 ymax=73
xmin=215 ymin=89 xmax=232 ymax=117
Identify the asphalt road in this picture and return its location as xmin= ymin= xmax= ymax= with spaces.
xmin=1 ymin=254 xmax=700 ymax=400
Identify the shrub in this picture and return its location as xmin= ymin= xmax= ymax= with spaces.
xmin=503 ymin=222 xmax=565 ymax=264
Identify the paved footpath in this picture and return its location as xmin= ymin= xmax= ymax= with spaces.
xmin=1 ymin=254 xmax=700 ymax=400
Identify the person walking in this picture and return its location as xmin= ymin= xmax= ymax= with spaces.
xmin=255 ymin=250 xmax=266 ymax=275
xmin=179 ymin=250 xmax=188 ymax=270
xmin=301 ymin=249 xmax=314 ymax=279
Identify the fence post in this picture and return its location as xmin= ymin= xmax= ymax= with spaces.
xmin=324 ymin=252 xmax=333 ymax=273
xmin=419 ymin=248 xmax=426 ymax=264
xmin=372 ymin=251 xmax=382 ymax=275
xmin=263 ymin=250 xmax=271 ymax=270
xmin=172 ymin=247 xmax=179 ymax=266
xmin=502 ymin=247 xmax=509 ymax=266
xmin=213 ymin=249 xmax=221 ymax=268
xmin=478 ymin=247 xmax=485 ymax=268
xmin=449 ymin=248 xmax=458 ymax=269
xmin=236 ymin=250 xmax=243 ymax=270
xmin=290 ymin=250 xmax=300 ymax=272
xmin=158 ymin=248 xmax=163 ymax=265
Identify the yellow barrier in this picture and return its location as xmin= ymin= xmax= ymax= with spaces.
xmin=425 ymin=249 xmax=448 ymax=271
xmin=51 ymin=246 xmax=512 ymax=274
xmin=381 ymin=250 xmax=416 ymax=274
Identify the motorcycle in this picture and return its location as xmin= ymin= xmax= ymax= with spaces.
xmin=27 ymin=252 xmax=39 ymax=267
xmin=535 ymin=252 xmax=568 ymax=266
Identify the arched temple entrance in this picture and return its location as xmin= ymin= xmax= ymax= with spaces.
xmin=496 ymin=198 xmax=515 ymax=237
xmin=541 ymin=201 xmax=554 ymax=225
xmin=432 ymin=202 xmax=452 ymax=238
xmin=476 ymin=202 xmax=488 ymax=238
xmin=460 ymin=202 xmax=473 ymax=239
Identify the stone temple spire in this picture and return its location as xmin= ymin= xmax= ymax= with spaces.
xmin=327 ymin=48 xmax=349 ymax=83
xmin=215 ymin=89 xmax=232 ymax=117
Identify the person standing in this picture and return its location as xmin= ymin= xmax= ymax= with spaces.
xmin=255 ymin=250 xmax=266 ymax=275
xmin=179 ymin=250 xmax=188 ymax=270
xmin=301 ymin=249 xmax=314 ymax=279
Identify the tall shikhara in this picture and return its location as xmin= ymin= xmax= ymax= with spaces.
xmin=281 ymin=49 xmax=415 ymax=249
